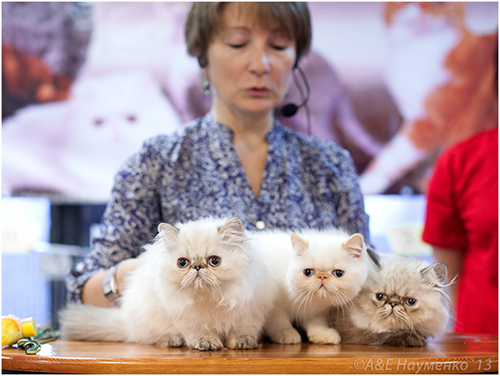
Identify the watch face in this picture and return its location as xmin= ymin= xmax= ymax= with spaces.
xmin=103 ymin=266 xmax=119 ymax=303
xmin=103 ymin=284 xmax=112 ymax=296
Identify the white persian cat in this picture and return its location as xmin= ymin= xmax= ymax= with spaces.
xmin=2 ymin=70 xmax=181 ymax=201
xmin=255 ymin=228 xmax=372 ymax=345
xmin=60 ymin=217 xmax=277 ymax=351
xmin=329 ymin=254 xmax=451 ymax=346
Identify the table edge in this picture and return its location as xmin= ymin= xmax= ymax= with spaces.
xmin=2 ymin=353 xmax=498 ymax=374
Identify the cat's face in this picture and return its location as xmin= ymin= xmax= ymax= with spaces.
xmin=352 ymin=257 xmax=450 ymax=337
xmin=287 ymin=232 xmax=369 ymax=309
xmin=158 ymin=217 xmax=250 ymax=297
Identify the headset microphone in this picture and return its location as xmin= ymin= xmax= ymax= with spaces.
xmin=280 ymin=65 xmax=312 ymax=135
xmin=280 ymin=103 xmax=301 ymax=117
xmin=280 ymin=66 xmax=310 ymax=118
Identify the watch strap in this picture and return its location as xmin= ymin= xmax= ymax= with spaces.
xmin=102 ymin=265 xmax=120 ymax=306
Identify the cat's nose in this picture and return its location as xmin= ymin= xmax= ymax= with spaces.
xmin=389 ymin=301 xmax=398 ymax=308
xmin=317 ymin=272 xmax=329 ymax=280
xmin=193 ymin=262 xmax=204 ymax=271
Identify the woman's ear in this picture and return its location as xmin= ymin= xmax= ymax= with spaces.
xmin=198 ymin=54 xmax=208 ymax=68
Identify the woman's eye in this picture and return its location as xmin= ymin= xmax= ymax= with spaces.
xmin=177 ymin=258 xmax=190 ymax=269
xmin=405 ymin=298 xmax=417 ymax=307
xmin=303 ymin=269 xmax=315 ymax=277
xmin=375 ymin=293 xmax=387 ymax=301
xmin=332 ymin=269 xmax=345 ymax=278
xmin=228 ymin=43 xmax=245 ymax=49
xmin=207 ymin=256 xmax=221 ymax=267
xmin=271 ymin=44 xmax=287 ymax=51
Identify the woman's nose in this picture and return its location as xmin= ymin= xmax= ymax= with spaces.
xmin=248 ymin=46 xmax=270 ymax=75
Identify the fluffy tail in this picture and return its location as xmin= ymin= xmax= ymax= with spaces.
xmin=59 ymin=304 xmax=128 ymax=342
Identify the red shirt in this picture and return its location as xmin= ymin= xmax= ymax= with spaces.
xmin=422 ymin=128 xmax=498 ymax=335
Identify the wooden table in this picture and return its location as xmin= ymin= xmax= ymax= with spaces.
xmin=2 ymin=333 xmax=497 ymax=374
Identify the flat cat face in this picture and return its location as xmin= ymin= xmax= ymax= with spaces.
xmin=287 ymin=231 xmax=368 ymax=310
xmin=352 ymin=257 xmax=450 ymax=337
xmin=158 ymin=217 xmax=250 ymax=296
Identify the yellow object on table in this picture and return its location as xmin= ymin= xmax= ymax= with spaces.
xmin=2 ymin=315 xmax=38 ymax=347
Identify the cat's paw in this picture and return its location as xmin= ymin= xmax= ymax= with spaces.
xmin=157 ymin=333 xmax=185 ymax=348
xmin=269 ymin=328 xmax=302 ymax=344
xmin=226 ymin=334 xmax=259 ymax=350
xmin=308 ymin=328 xmax=341 ymax=345
xmin=384 ymin=333 xmax=426 ymax=347
xmin=189 ymin=335 xmax=224 ymax=351
xmin=167 ymin=334 xmax=186 ymax=347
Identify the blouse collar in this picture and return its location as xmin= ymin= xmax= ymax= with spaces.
xmin=202 ymin=111 xmax=283 ymax=144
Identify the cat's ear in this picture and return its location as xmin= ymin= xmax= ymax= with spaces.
xmin=218 ymin=217 xmax=245 ymax=245
xmin=291 ymin=233 xmax=309 ymax=257
xmin=342 ymin=233 xmax=365 ymax=258
xmin=366 ymin=246 xmax=381 ymax=269
xmin=158 ymin=222 xmax=180 ymax=243
xmin=421 ymin=262 xmax=448 ymax=285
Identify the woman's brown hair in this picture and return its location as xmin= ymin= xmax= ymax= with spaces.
xmin=185 ymin=2 xmax=311 ymax=68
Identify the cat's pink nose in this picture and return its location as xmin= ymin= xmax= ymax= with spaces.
xmin=317 ymin=272 xmax=329 ymax=281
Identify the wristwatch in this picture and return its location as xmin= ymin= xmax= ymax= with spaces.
xmin=102 ymin=265 xmax=120 ymax=306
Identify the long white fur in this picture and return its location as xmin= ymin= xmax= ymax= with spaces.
xmin=60 ymin=217 xmax=277 ymax=350
xmin=254 ymin=227 xmax=371 ymax=345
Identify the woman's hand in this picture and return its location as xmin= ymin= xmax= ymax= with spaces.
xmin=81 ymin=257 xmax=143 ymax=307
xmin=115 ymin=257 xmax=143 ymax=294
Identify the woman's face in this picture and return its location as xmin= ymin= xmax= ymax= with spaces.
xmin=205 ymin=4 xmax=297 ymax=119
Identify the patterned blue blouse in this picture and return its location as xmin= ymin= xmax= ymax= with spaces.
xmin=66 ymin=112 xmax=370 ymax=302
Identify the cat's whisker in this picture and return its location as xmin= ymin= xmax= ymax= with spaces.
xmin=174 ymin=282 xmax=189 ymax=296
xmin=291 ymin=289 xmax=315 ymax=319
xmin=293 ymin=291 xmax=311 ymax=317
xmin=375 ymin=308 xmax=390 ymax=323
xmin=332 ymin=290 xmax=349 ymax=313
xmin=394 ymin=309 xmax=414 ymax=331
xmin=337 ymin=290 xmax=355 ymax=310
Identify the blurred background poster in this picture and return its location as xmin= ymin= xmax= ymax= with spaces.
xmin=2 ymin=2 xmax=498 ymax=202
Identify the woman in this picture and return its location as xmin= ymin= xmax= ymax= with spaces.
xmin=66 ymin=2 xmax=370 ymax=307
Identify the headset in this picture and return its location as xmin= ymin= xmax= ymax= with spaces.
xmin=280 ymin=66 xmax=312 ymax=136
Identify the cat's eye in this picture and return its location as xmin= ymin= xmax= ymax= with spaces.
xmin=94 ymin=118 xmax=105 ymax=127
xmin=405 ymin=298 xmax=417 ymax=307
xmin=303 ymin=269 xmax=315 ymax=277
xmin=375 ymin=293 xmax=387 ymax=301
xmin=332 ymin=269 xmax=345 ymax=278
xmin=207 ymin=256 xmax=221 ymax=268
xmin=177 ymin=258 xmax=190 ymax=269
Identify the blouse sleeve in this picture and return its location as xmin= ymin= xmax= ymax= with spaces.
xmin=422 ymin=149 xmax=467 ymax=249
xmin=65 ymin=138 xmax=164 ymax=303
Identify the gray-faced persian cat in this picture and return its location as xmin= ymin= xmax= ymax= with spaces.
xmin=329 ymin=254 xmax=450 ymax=347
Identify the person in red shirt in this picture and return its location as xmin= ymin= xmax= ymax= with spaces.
xmin=422 ymin=128 xmax=498 ymax=335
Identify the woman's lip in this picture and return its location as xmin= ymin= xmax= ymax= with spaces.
xmin=246 ymin=87 xmax=270 ymax=94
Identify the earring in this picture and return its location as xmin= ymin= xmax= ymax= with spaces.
xmin=202 ymin=80 xmax=210 ymax=96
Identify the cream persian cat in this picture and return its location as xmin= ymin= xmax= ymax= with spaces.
xmin=256 ymin=228 xmax=372 ymax=345
xmin=330 ymin=254 xmax=450 ymax=346
xmin=60 ymin=217 xmax=277 ymax=351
